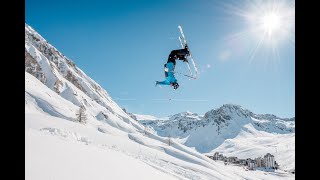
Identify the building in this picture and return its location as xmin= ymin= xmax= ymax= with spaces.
xmin=213 ymin=152 xmax=219 ymax=160
xmin=246 ymin=158 xmax=256 ymax=170
xmin=261 ymin=158 xmax=266 ymax=167
xmin=248 ymin=162 xmax=256 ymax=170
xmin=255 ymin=157 xmax=263 ymax=167
xmin=218 ymin=154 xmax=225 ymax=161
xmin=264 ymin=153 xmax=275 ymax=168
xmin=205 ymin=152 xmax=278 ymax=171
xmin=239 ymin=159 xmax=247 ymax=165
xmin=227 ymin=157 xmax=238 ymax=163
xmin=275 ymin=161 xmax=279 ymax=170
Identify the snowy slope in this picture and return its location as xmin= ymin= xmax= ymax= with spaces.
xmin=133 ymin=113 xmax=164 ymax=121
xmin=213 ymin=124 xmax=295 ymax=172
xmin=26 ymin=73 xmax=294 ymax=180
xmin=25 ymin=23 xmax=143 ymax=134
xmin=26 ymin=130 xmax=177 ymax=180
xmin=25 ymin=23 xmax=294 ymax=179
xmin=140 ymin=104 xmax=295 ymax=171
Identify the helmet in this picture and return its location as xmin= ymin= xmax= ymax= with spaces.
xmin=171 ymin=82 xmax=179 ymax=90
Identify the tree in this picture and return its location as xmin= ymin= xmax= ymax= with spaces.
xmin=144 ymin=126 xmax=149 ymax=136
xmin=168 ymin=134 xmax=172 ymax=146
xmin=76 ymin=105 xmax=87 ymax=124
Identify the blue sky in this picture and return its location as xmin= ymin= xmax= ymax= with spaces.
xmin=26 ymin=0 xmax=295 ymax=118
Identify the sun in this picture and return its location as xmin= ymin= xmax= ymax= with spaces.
xmin=261 ymin=12 xmax=281 ymax=37
xmin=223 ymin=0 xmax=294 ymax=62
xmin=247 ymin=1 xmax=294 ymax=46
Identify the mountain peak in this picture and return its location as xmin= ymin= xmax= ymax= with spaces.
xmin=220 ymin=104 xmax=251 ymax=113
xmin=141 ymin=103 xmax=294 ymax=158
xmin=204 ymin=104 xmax=253 ymax=123
xmin=169 ymin=111 xmax=201 ymax=121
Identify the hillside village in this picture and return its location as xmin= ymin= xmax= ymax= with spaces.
xmin=205 ymin=152 xmax=288 ymax=172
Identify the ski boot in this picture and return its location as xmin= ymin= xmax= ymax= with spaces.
xmin=184 ymin=45 xmax=190 ymax=55
xmin=171 ymin=82 xmax=179 ymax=90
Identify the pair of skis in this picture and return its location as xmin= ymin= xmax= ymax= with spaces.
xmin=177 ymin=25 xmax=198 ymax=80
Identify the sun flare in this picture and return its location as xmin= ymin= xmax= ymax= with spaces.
xmin=224 ymin=0 xmax=294 ymax=62
xmin=247 ymin=1 xmax=294 ymax=46
xmin=261 ymin=12 xmax=281 ymax=37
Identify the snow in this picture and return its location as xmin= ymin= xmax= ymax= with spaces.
xmin=141 ymin=105 xmax=295 ymax=171
xmin=133 ymin=113 xmax=162 ymax=121
xmin=213 ymin=124 xmax=295 ymax=172
xmin=26 ymin=65 xmax=294 ymax=180
xmin=26 ymin=129 xmax=177 ymax=180
xmin=25 ymin=23 xmax=295 ymax=180
xmin=25 ymin=24 xmax=132 ymax=122
xmin=25 ymin=43 xmax=58 ymax=88
xmin=25 ymin=60 xmax=294 ymax=180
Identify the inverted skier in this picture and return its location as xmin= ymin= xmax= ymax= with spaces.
xmin=155 ymin=45 xmax=190 ymax=90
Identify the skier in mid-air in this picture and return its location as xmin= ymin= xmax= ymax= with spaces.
xmin=155 ymin=45 xmax=190 ymax=90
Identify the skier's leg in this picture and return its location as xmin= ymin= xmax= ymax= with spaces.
xmin=170 ymin=49 xmax=189 ymax=62
xmin=156 ymin=80 xmax=170 ymax=85
xmin=164 ymin=64 xmax=169 ymax=77
xmin=165 ymin=71 xmax=168 ymax=78
xmin=175 ymin=48 xmax=189 ymax=56
xmin=167 ymin=52 xmax=177 ymax=65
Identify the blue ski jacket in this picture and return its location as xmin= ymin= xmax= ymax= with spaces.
xmin=156 ymin=62 xmax=177 ymax=85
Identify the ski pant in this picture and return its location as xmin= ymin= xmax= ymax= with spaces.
xmin=164 ymin=48 xmax=189 ymax=77
xmin=167 ymin=48 xmax=189 ymax=65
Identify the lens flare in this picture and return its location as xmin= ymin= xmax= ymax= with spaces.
xmin=223 ymin=0 xmax=294 ymax=63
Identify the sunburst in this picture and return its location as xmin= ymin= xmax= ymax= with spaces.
xmin=224 ymin=0 xmax=295 ymax=63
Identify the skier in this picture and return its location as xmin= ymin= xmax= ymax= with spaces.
xmin=155 ymin=45 xmax=190 ymax=90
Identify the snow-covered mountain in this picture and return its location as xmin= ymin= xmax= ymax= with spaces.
xmin=25 ymin=23 xmax=294 ymax=179
xmin=139 ymin=104 xmax=295 ymax=171
xmin=133 ymin=113 xmax=166 ymax=121
xmin=25 ymin=23 xmax=144 ymax=134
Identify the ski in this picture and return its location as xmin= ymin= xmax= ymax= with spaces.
xmin=178 ymin=25 xmax=198 ymax=79
xmin=179 ymin=36 xmax=193 ymax=78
